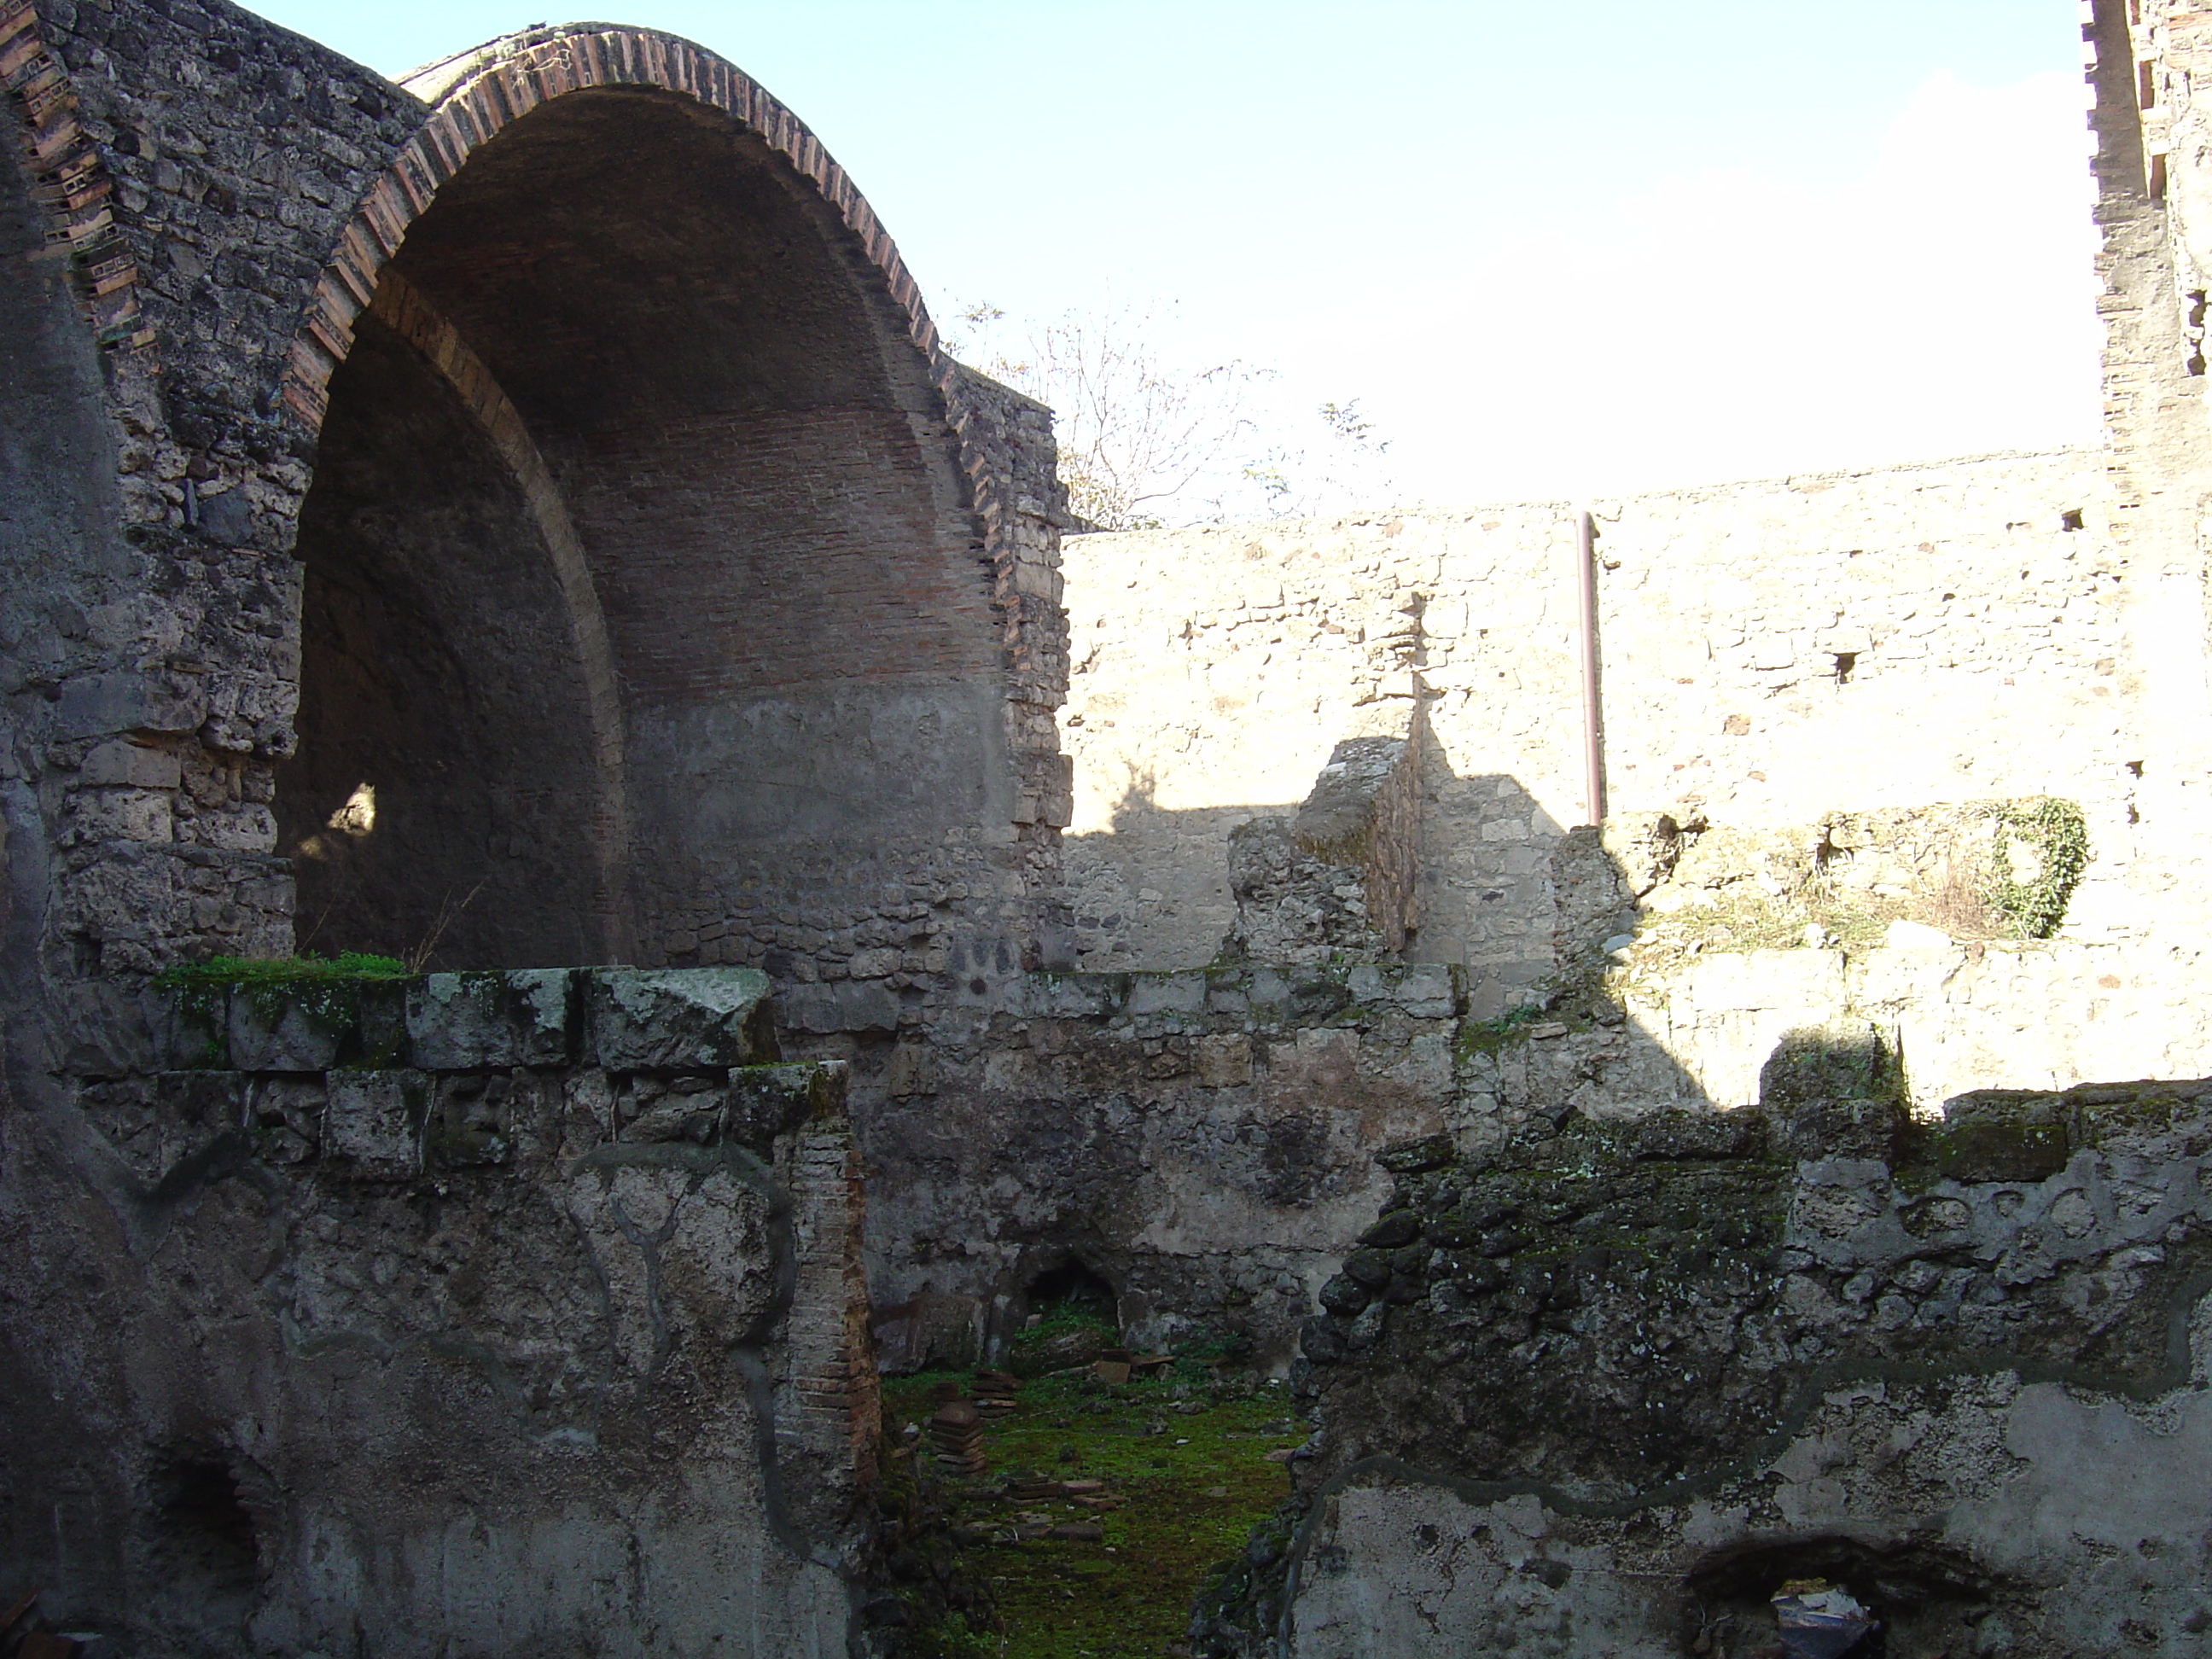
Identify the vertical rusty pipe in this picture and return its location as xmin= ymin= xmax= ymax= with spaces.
xmin=1576 ymin=509 xmax=1604 ymax=827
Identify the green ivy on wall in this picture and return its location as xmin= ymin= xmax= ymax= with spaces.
xmin=1985 ymin=797 xmax=2089 ymax=940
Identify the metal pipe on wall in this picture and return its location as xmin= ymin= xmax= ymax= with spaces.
xmin=1576 ymin=509 xmax=1604 ymax=827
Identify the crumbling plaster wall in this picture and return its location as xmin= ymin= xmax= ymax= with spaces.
xmin=1060 ymin=447 xmax=2212 ymax=1103
xmin=1064 ymin=449 xmax=2157 ymax=970
xmin=810 ymin=960 xmax=1464 ymax=1370
xmin=3 ymin=967 xmax=879 ymax=1656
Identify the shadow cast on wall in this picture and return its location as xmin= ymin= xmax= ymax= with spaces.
xmin=1060 ymin=766 xmax=1299 ymax=973
xmin=1060 ymin=719 xmax=1714 ymax=1121
xmin=858 ymin=730 xmax=1727 ymax=1375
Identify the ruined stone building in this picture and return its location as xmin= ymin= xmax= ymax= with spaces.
xmin=5 ymin=0 xmax=2212 ymax=1653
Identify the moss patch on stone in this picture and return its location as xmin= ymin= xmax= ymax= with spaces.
xmin=155 ymin=952 xmax=413 ymax=1065
xmin=154 ymin=951 xmax=410 ymax=986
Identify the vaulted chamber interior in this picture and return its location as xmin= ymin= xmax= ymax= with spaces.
xmin=278 ymin=85 xmax=996 ymax=969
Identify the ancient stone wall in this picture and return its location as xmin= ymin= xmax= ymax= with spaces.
xmin=1060 ymin=449 xmax=2212 ymax=1112
xmin=800 ymin=960 xmax=1464 ymax=1371
xmin=1198 ymin=1049 xmax=2212 ymax=1656
xmin=1 ymin=965 xmax=877 ymax=1656
xmin=18 ymin=3 xmax=2212 ymax=1655
xmin=0 ymin=8 xmax=1068 ymax=1652
xmin=1064 ymin=449 xmax=2169 ymax=980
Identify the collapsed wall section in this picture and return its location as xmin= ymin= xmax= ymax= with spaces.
xmin=1203 ymin=1058 xmax=2212 ymax=1657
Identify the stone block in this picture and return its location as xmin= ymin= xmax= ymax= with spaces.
xmin=1127 ymin=974 xmax=1206 ymax=1016
xmin=1767 ymin=1095 xmax=1906 ymax=1164
xmin=1286 ymin=975 xmax=1353 ymax=1024
xmin=73 ymin=787 xmax=172 ymax=843
xmin=1346 ymin=965 xmax=1391 ymax=1004
xmin=1196 ymin=1033 xmax=1254 ymax=1088
xmin=778 ymin=986 xmax=840 ymax=1034
xmin=1036 ymin=975 xmax=1120 ymax=1018
xmin=323 ymin=1070 xmax=426 ymax=1175
xmin=355 ymin=978 xmax=409 ymax=1066
xmin=1358 ymin=1210 xmax=1422 ymax=1248
xmin=151 ymin=983 xmax=231 ymax=1069
xmin=407 ymin=969 xmax=574 ymax=1068
xmin=1621 ymin=1109 xmax=1765 ymax=1162
xmin=777 ymin=980 xmax=899 ymax=1035
xmin=427 ymin=1073 xmax=511 ymax=1167
xmin=228 ymin=983 xmax=353 ymax=1071
xmin=57 ymin=668 xmax=208 ymax=739
xmin=245 ymin=1075 xmax=324 ymax=1164
xmin=588 ymin=968 xmax=775 ymax=1068
xmin=619 ymin=1076 xmax=725 ymax=1144
xmin=1299 ymin=1316 xmax=1348 ymax=1365
xmin=80 ymin=739 xmax=181 ymax=789
xmin=729 ymin=1062 xmax=841 ymax=1150
xmin=1917 ymin=1091 xmax=2071 ymax=1183
xmin=1384 ymin=965 xmax=1458 ymax=1020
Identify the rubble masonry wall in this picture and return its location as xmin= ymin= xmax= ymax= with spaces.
xmin=3 ymin=965 xmax=876 ymax=1656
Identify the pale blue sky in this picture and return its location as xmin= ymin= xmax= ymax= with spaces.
xmin=242 ymin=1 xmax=2097 ymax=506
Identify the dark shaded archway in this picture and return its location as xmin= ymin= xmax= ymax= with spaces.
xmin=281 ymin=306 xmax=613 ymax=966
xmin=278 ymin=62 xmax=1001 ymax=969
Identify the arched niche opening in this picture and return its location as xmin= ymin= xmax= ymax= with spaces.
xmin=1022 ymin=1260 xmax=1120 ymax=1326
xmin=1683 ymin=1534 xmax=2003 ymax=1658
xmin=278 ymin=83 xmax=998 ymax=969
xmin=1005 ymin=1259 xmax=1123 ymax=1374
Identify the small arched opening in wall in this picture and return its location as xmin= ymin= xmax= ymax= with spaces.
xmin=275 ymin=32 xmax=1004 ymax=969
xmin=1008 ymin=1258 xmax=1124 ymax=1371
xmin=1681 ymin=1534 xmax=2006 ymax=1658
xmin=138 ymin=1448 xmax=264 ymax=1649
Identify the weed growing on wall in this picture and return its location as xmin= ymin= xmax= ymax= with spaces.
xmin=153 ymin=952 xmax=413 ymax=1063
xmin=1982 ymin=798 xmax=2088 ymax=940
xmin=1455 ymin=1003 xmax=1547 ymax=1057
xmin=153 ymin=952 xmax=410 ymax=988
xmin=1610 ymin=800 xmax=2090 ymax=959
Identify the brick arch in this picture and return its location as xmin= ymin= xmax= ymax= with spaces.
xmin=279 ymin=22 xmax=943 ymax=442
xmin=275 ymin=22 xmax=1070 ymax=975
xmin=0 ymin=0 xmax=154 ymax=356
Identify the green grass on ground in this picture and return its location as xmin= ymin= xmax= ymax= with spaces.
xmin=882 ymin=1366 xmax=1304 ymax=1659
